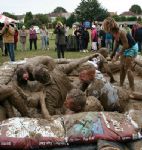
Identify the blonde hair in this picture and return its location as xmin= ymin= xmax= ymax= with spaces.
xmin=103 ymin=17 xmax=119 ymax=33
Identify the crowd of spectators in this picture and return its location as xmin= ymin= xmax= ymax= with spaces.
xmin=0 ymin=20 xmax=142 ymax=61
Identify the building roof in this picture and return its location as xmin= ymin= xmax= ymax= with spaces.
xmin=120 ymin=11 xmax=136 ymax=16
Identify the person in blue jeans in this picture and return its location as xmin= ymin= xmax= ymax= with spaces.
xmin=2 ymin=22 xmax=15 ymax=62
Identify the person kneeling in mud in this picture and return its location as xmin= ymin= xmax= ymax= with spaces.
xmin=64 ymin=88 xmax=103 ymax=114
xmin=79 ymin=63 xmax=142 ymax=112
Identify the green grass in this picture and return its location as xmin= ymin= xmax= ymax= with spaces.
xmin=0 ymin=30 xmax=92 ymax=65
xmin=2 ymin=29 xmax=140 ymax=66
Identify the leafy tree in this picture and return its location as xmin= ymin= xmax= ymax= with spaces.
xmin=35 ymin=14 xmax=49 ymax=27
xmin=75 ymin=0 xmax=109 ymax=22
xmin=119 ymin=16 xmax=127 ymax=21
xmin=127 ymin=16 xmax=137 ymax=21
xmin=66 ymin=13 xmax=77 ymax=27
xmin=52 ymin=7 xmax=67 ymax=13
xmin=2 ymin=12 xmax=17 ymax=20
xmin=52 ymin=16 xmax=66 ymax=27
xmin=112 ymin=15 xmax=120 ymax=21
xmin=137 ymin=17 xmax=142 ymax=22
xmin=129 ymin=4 xmax=142 ymax=14
xmin=24 ymin=12 xmax=33 ymax=28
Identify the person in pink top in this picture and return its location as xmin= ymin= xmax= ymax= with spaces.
xmin=29 ymin=25 xmax=37 ymax=50
xmin=91 ymin=25 xmax=98 ymax=51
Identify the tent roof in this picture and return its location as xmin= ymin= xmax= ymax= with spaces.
xmin=0 ymin=14 xmax=19 ymax=23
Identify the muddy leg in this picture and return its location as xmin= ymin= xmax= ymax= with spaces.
xmin=120 ymin=56 xmax=126 ymax=87
xmin=3 ymin=100 xmax=15 ymax=118
xmin=0 ymin=105 xmax=7 ymax=121
xmin=127 ymin=70 xmax=134 ymax=91
xmin=9 ymin=90 xmax=29 ymax=117
xmin=103 ymin=63 xmax=116 ymax=83
xmin=0 ymin=85 xmax=14 ymax=102
xmin=125 ymin=57 xmax=135 ymax=91
xmin=129 ymin=91 xmax=142 ymax=100
xmin=120 ymin=65 xmax=127 ymax=87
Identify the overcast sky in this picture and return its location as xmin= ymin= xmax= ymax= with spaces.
xmin=0 ymin=0 xmax=142 ymax=15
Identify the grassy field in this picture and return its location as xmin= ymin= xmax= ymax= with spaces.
xmin=0 ymin=30 xmax=92 ymax=65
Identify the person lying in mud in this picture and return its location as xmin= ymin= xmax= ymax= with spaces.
xmin=11 ymin=66 xmax=51 ymax=119
xmin=21 ymin=56 xmax=56 ymax=81
xmin=64 ymin=88 xmax=86 ymax=114
xmin=64 ymin=88 xmax=103 ymax=115
xmin=32 ymin=54 xmax=99 ymax=115
xmin=0 ymin=84 xmax=30 ymax=120
xmin=78 ymin=63 xmax=142 ymax=112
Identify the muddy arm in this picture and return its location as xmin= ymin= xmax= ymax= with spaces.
xmin=58 ymin=54 xmax=100 ymax=74
xmin=38 ymin=91 xmax=51 ymax=120
xmin=129 ymin=91 xmax=142 ymax=101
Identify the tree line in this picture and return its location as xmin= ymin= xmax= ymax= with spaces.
xmin=2 ymin=0 xmax=142 ymax=29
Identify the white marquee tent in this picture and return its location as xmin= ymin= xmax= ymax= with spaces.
xmin=0 ymin=14 xmax=19 ymax=23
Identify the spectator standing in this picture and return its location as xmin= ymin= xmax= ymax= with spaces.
xmin=19 ymin=25 xmax=27 ymax=51
xmin=74 ymin=26 xmax=83 ymax=52
xmin=123 ymin=23 xmax=131 ymax=35
xmin=54 ymin=21 xmax=66 ymax=58
xmin=82 ymin=27 xmax=89 ymax=51
xmin=29 ymin=25 xmax=37 ymax=50
xmin=135 ymin=22 xmax=142 ymax=53
xmin=91 ymin=25 xmax=98 ymax=51
xmin=64 ymin=24 xmax=69 ymax=44
xmin=132 ymin=23 xmax=139 ymax=40
xmin=105 ymin=32 xmax=113 ymax=52
xmin=2 ymin=21 xmax=15 ymax=62
xmin=0 ymin=24 xmax=4 ymax=56
xmin=40 ymin=24 xmax=49 ymax=50
xmin=14 ymin=26 xmax=18 ymax=50
xmin=99 ymin=27 xmax=106 ymax=48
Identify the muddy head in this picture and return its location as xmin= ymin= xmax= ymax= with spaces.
xmin=33 ymin=64 xmax=51 ymax=85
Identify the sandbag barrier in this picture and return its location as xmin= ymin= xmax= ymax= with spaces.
xmin=0 ymin=112 xmax=141 ymax=149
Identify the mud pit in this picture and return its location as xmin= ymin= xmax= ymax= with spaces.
xmin=110 ymin=72 xmax=142 ymax=111
xmin=0 ymin=56 xmax=142 ymax=149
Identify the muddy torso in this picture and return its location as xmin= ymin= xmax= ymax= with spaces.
xmin=85 ymin=73 xmax=120 ymax=111
xmin=44 ymin=69 xmax=73 ymax=115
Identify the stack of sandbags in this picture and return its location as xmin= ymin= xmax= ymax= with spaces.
xmin=0 ymin=111 xmax=141 ymax=149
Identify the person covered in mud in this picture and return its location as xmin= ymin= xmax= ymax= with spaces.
xmin=88 ymin=47 xmax=116 ymax=83
xmin=32 ymin=54 xmax=98 ymax=115
xmin=0 ymin=84 xmax=30 ymax=120
xmin=11 ymin=66 xmax=51 ymax=119
xmin=22 ymin=55 xmax=56 ymax=81
xmin=103 ymin=17 xmax=138 ymax=91
xmin=64 ymin=88 xmax=86 ymax=114
xmin=78 ymin=63 xmax=142 ymax=112
xmin=64 ymin=88 xmax=103 ymax=114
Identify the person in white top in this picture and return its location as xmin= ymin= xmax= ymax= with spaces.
xmin=40 ymin=24 xmax=49 ymax=50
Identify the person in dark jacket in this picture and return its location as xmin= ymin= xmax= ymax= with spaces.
xmin=29 ymin=25 xmax=37 ymax=50
xmin=135 ymin=23 xmax=142 ymax=53
xmin=14 ymin=26 xmax=18 ymax=50
xmin=82 ymin=27 xmax=89 ymax=51
xmin=54 ymin=21 xmax=66 ymax=58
